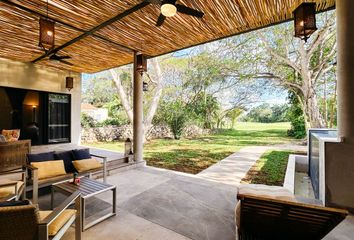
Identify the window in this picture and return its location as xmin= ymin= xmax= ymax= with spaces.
xmin=48 ymin=94 xmax=71 ymax=143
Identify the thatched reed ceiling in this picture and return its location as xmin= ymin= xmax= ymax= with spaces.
xmin=0 ymin=0 xmax=335 ymax=73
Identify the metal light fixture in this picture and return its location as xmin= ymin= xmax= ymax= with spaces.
xmin=39 ymin=18 xmax=55 ymax=50
xmin=143 ymin=81 xmax=148 ymax=92
xmin=124 ymin=138 xmax=132 ymax=157
xmin=293 ymin=2 xmax=317 ymax=42
xmin=39 ymin=0 xmax=55 ymax=50
xmin=66 ymin=76 xmax=74 ymax=91
xmin=161 ymin=1 xmax=177 ymax=17
xmin=136 ymin=53 xmax=147 ymax=75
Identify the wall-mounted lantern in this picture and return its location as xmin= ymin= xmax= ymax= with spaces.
xmin=293 ymin=2 xmax=317 ymax=42
xmin=136 ymin=53 xmax=147 ymax=75
xmin=66 ymin=76 xmax=74 ymax=91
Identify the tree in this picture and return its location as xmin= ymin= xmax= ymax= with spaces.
xmin=244 ymin=103 xmax=289 ymax=123
xmin=226 ymin=108 xmax=244 ymax=129
xmin=258 ymin=12 xmax=336 ymax=128
xmin=287 ymin=92 xmax=306 ymax=139
xmin=82 ymin=77 xmax=116 ymax=107
xmin=156 ymin=100 xmax=191 ymax=139
xmin=109 ymin=57 xmax=164 ymax=140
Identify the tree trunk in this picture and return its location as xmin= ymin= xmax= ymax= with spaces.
xmin=110 ymin=58 xmax=164 ymax=142
xmin=305 ymin=94 xmax=326 ymax=128
xmin=144 ymin=58 xmax=164 ymax=137
xmin=110 ymin=69 xmax=134 ymax=124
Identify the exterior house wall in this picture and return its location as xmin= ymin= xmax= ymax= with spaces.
xmin=0 ymin=58 xmax=82 ymax=144
xmin=82 ymin=108 xmax=108 ymax=122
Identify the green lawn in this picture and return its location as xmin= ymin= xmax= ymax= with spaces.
xmin=83 ymin=122 xmax=295 ymax=174
xmin=241 ymin=150 xmax=292 ymax=186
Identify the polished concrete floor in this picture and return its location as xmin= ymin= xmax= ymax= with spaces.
xmin=35 ymin=143 xmax=353 ymax=240
xmin=56 ymin=166 xmax=237 ymax=240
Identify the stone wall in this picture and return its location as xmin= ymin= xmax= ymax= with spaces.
xmin=81 ymin=124 xmax=209 ymax=142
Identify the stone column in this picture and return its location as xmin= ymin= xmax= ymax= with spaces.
xmin=337 ymin=0 xmax=354 ymax=144
xmin=133 ymin=52 xmax=144 ymax=162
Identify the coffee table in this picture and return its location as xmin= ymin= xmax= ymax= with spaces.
xmin=51 ymin=177 xmax=116 ymax=231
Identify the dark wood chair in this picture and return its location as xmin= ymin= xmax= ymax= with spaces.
xmin=237 ymin=193 xmax=348 ymax=240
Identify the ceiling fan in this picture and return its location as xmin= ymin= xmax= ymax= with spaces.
xmin=145 ymin=0 xmax=204 ymax=27
xmin=48 ymin=51 xmax=73 ymax=66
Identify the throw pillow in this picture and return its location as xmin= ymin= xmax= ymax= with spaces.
xmin=54 ymin=151 xmax=75 ymax=173
xmin=72 ymin=149 xmax=91 ymax=160
xmin=72 ymin=158 xmax=102 ymax=172
xmin=0 ymin=199 xmax=31 ymax=207
xmin=27 ymin=152 xmax=55 ymax=163
xmin=1 ymin=129 xmax=20 ymax=142
xmin=30 ymin=160 xmax=66 ymax=180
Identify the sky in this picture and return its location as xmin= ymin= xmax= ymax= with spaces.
xmin=82 ymin=32 xmax=289 ymax=109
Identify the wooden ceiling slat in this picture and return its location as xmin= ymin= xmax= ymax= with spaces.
xmin=0 ymin=0 xmax=335 ymax=73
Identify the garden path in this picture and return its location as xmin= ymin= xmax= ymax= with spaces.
xmin=197 ymin=143 xmax=307 ymax=186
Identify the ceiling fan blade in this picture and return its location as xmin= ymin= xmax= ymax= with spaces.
xmin=156 ymin=14 xmax=166 ymax=27
xmin=49 ymin=54 xmax=71 ymax=61
xmin=176 ymin=4 xmax=204 ymax=18
xmin=57 ymin=55 xmax=71 ymax=60
xmin=145 ymin=0 xmax=161 ymax=4
xmin=58 ymin=59 xmax=73 ymax=66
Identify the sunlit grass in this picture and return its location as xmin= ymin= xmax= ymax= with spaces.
xmin=241 ymin=150 xmax=292 ymax=186
xmin=83 ymin=122 xmax=295 ymax=174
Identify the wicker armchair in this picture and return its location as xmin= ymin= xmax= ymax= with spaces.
xmin=0 ymin=191 xmax=81 ymax=240
xmin=0 ymin=140 xmax=31 ymax=201
xmin=0 ymin=168 xmax=26 ymax=201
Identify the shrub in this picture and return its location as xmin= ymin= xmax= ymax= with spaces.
xmin=153 ymin=100 xmax=191 ymax=139
xmin=244 ymin=103 xmax=289 ymax=123
xmin=287 ymin=92 xmax=306 ymax=139
xmin=81 ymin=113 xmax=97 ymax=128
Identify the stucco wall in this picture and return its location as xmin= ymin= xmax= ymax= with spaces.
xmin=0 ymin=58 xmax=82 ymax=144
xmin=325 ymin=142 xmax=354 ymax=212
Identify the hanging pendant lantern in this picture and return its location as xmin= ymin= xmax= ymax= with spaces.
xmin=39 ymin=0 xmax=55 ymax=50
xmin=143 ymin=81 xmax=148 ymax=92
xmin=39 ymin=18 xmax=55 ymax=50
xmin=293 ymin=2 xmax=317 ymax=42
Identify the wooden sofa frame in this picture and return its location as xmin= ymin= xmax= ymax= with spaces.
xmin=28 ymin=153 xmax=107 ymax=204
xmin=237 ymin=193 xmax=348 ymax=240
xmin=0 ymin=140 xmax=108 ymax=204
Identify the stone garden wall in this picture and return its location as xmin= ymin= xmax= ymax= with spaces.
xmin=81 ymin=124 xmax=210 ymax=142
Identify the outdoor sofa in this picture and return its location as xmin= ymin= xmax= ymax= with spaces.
xmin=27 ymin=148 xmax=107 ymax=203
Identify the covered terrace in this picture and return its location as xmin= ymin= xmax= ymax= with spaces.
xmin=0 ymin=0 xmax=354 ymax=239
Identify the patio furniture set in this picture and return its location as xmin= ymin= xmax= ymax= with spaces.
xmin=0 ymin=140 xmax=116 ymax=239
xmin=1 ymin=142 xmax=348 ymax=240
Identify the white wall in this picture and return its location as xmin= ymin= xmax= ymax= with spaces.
xmin=0 ymin=58 xmax=82 ymax=144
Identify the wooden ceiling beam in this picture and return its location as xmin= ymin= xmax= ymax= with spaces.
xmin=0 ymin=0 xmax=138 ymax=57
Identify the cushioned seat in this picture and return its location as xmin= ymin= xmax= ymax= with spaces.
xmin=235 ymin=184 xmax=297 ymax=230
xmin=0 ymin=181 xmax=24 ymax=198
xmin=39 ymin=209 xmax=77 ymax=236
xmin=237 ymin=184 xmax=296 ymax=201
xmin=72 ymin=158 xmax=103 ymax=172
